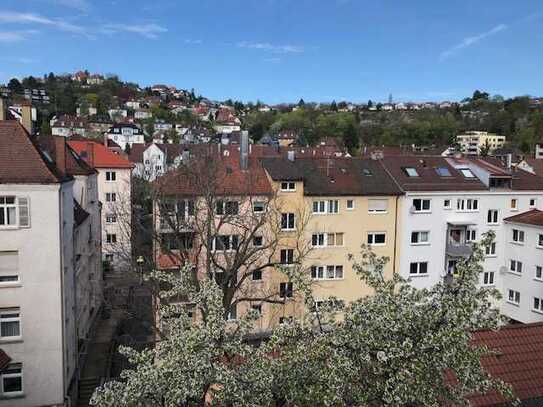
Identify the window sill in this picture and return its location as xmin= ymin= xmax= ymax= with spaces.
xmin=487 ymin=223 xmax=499 ymax=227
xmin=411 ymin=243 xmax=430 ymax=246
xmin=0 ymin=338 xmax=23 ymax=344
xmin=0 ymin=394 xmax=25 ymax=400
xmin=506 ymin=301 xmax=520 ymax=307
xmin=368 ymin=211 xmax=388 ymax=215
xmin=312 ymin=277 xmax=345 ymax=282
xmin=0 ymin=283 xmax=22 ymax=288
xmin=508 ymin=271 xmax=522 ymax=276
xmin=532 ymin=309 xmax=543 ymax=315
xmin=411 ymin=211 xmax=431 ymax=215
xmin=408 ymin=273 xmax=429 ymax=278
xmin=534 ymin=278 xmax=543 ymax=283
xmin=510 ymin=241 xmax=525 ymax=246
xmin=537 ymin=246 xmax=543 ymax=250
xmin=482 ymin=284 xmax=495 ymax=288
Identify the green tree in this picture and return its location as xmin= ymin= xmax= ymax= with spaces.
xmin=7 ymin=78 xmax=23 ymax=94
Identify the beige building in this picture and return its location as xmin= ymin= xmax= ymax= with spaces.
xmin=456 ymin=131 xmax=506 ymax=155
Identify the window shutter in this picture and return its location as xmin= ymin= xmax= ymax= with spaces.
xmin=17 ymin=197 xmax=30 ymax=228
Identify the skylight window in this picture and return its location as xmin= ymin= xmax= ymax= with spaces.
xmin=435 ymin=167 xmax=451 ymax=177
xmin=460 ymin=168 xmax=475 ymax=178
xmin=362 ymin=168 xmax=372 ymax=176
xmin=403 ymin=167 xmax=419 ymax=177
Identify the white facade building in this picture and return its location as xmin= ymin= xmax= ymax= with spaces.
xmin=105 ymin=123 xmax=144 ymax=151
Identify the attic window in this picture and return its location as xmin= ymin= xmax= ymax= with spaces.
xmin=435 ymin=167 xmax=451 ymax=177
xmin=403 ymin=167 xmax=419 ymax=177
xmin=459 ymin=168 xmax=475 ymax=178
xmin=362 ymin=168 xmax=372 ymax=176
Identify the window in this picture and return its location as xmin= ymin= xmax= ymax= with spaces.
xmin=0 ymin=197 xmax=16 ymax=227
xmin=511 ymin=199 xmax=518 ymax=210
xmin=456 ymin=199 xmax=479 ymax=211
xmin=280 ymin=182 xmax=296 ymax=191
xmin=530 ymin=198 xmax=537 ymax=208
xmin=211 ymin=235 xmax=239 ymax=252
xmin=412 ymin=199 xmax=431 ymax=213
xmin=215 ymin=200 xmax=238 ymax=215
xmin=0 ymin=363 xmax=22 ymax=396
xmin=312 ymin=201 xmax=326 ymax=214
xmin=252 ymin=269 xmax=262 ymax=281
xmin=459 ymin=168 xmax=475 ymax=178
xmin=0 ymin=308 xmax=21 ymax=339
xmin=253 ymin=201 xmax=266 ymax=213
xmin=534 ymin=297 xmax=543 ymax=313
xmin=510 ymin=260 xmax=522 ymax=274
xmin=411 ymin=231 xmax=429 ymax=244
xmin=311 ymin=265 xmax=343 ymax=280
xmin=507 ymin=289 xmax=520 ymax=305
xmin=311 ymin=233 xmax=326 ymax=247
xmin=512 ymin=229 xmax=525 ymax=244
xmin=279 ymin=282 xmax=293 ymax=298
xmin=105 ymin=193 xmax=117 ymax=202
xmin=312 ymin=200 xmax=339 ymax=214
xmin=435 ymin=167 xmax=451 ymax=177
xmin=105 ymin=214 xmax=117 ymax=224
xmin=444 ymin=199 xmax=451 ymax=209
xmin=328 ymin=200 xmax=339 ymax=213
xmin=487 ymin=210 xmax=498 ymax=225
xmin=105 ymin=171 xmax=116 ymax=182
xmin=483 ymin=271 xmax=495 ymax=286
xmin=327 ymin=232 xmax=343 ymax=246
xmin=367 ymin=232 xmax=386 ymax=245
xmin=106 ymin=234 xmax=117 ymax=244
xmin=251 ymin=304 xmax=262 ymax=316
xmin=536 ymin=266 xmax=543 ymax=281
xmin=0 ymin=251 xmax=19 ymax=285
xmin=466 ymin=229 xmax=477 ymax=242
xmin=346 ymin=200 xmax=354 ymax=210
xmin=279 ymin=316 xmax=292 ymax=324
xmin=252 ymin=236 xmax=263 ymax=247
xmin=368 ymin=199 xmax=388 ymax=213
xmin=538 ymin=234 xmax=543 ymax=248
xmin=485 ymin=242 xmax=497 ymax=256
xmin=281 ymin=213 xmax=295 ymax=231
xmin=403 ymin=167 xmax=419 ymax=177
xmin=280 ymin=249 xmax=294 ymax=265
xmin=409 ymin=262 xmax=428 ymax=275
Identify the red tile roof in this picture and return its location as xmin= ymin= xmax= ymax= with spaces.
xmin=38 ymin=136 xmax=96 ymax=177
xmin=0 ymin=121 xmax=68 ymax=184
xmin=0 ymin=349 xmax=11 ymax=370
xmin=469 ymin=322 xmax=543 ymax=406
xmin=68 ymin=140 xmax=134 ymax=169
xmin=504 ymin=209 xmax=543 ymax=227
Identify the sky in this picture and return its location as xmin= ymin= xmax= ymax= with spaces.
xmin=0 ymin=0 xmax=542 ymax=104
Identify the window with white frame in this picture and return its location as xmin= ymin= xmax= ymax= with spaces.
xmin=312 ymin=200 xmax=339 ymax=214
xmin=487 ymin=209 xmax=499 ymax=224
xmin=215 ymin=200 xmax=238 ymax=216
xmin=536 ymin=266 xmax=543 ymax=281
xmin=510 ymin=260 xmax=522 ymax=274
xmin=411 ymin=231 xmax=430 ymax=244
xmin=485 ymin=242 xmax=497 ymax=256
xmin=346 ymin=199 xmax=354 ymax=210
xmin=412 ymin=199 xmax=431 ymax=213
xmin=252 ymin=236 xmax=263 ymax=247
xmin=280 ymin=249 xmax=294 ymax=265
xmin=530 ymin=198 xmax=537 ymax=208
xmin=533 ymin=297 xmax=543 ymax=313
xmin=456 ymin=198 xmax=479 ymax=211
xmin=281 ymin=213 xmax=295 ymax=231
xmin=538 ymin=234 xmax=543 ymax=248
xmin=280 ymin=181 xmax=296 ymax=191
xmin=253 ymin=201 xmax=266 ymax=213
xmin=510 ymin=198 xmax=518 ymax=210
xmin=279 ymin=282 xmax=293 ymax=298
xmin=0 ymin=251 xmax=19 ymax=285
xmin=328 ymin=200 xmax=339 ymax=213
xmin=367 ymin=232 xmax=386 ymax=245
xmin=250 ymin=304 xmax=262 ymax=316
xmin=444 ymin=199 xmax=451 ymax=209
xmin=105 ymin=214 xmax=117 ymax=224
xmin=106 ymin=233 xmax=117 ymax=244
xmin=105 ymin=171 xmax=116 ymax=182
xmin=312 ymin=200 xmax=326 ymax=214
xmin=466 ymin=229 xmax=477 ymax=242
xmin=368 ymin=199 xmax=388 ymax=213
xmin=311 ymin=232 xmax=343 ymax=247
xmin=409 ymin=262 xmax=428 ymax=275
xmin=311 ymin=265 xmax=343 ymax=280
xmin=512 ymin=229 xmax=525 ymax=244
xmin=0 ymin=308 xmax=21 ymax=339
xmin=105 ymin=193 xmax=117 ymax=202
xmin=482 ymin=271 xmax=495 ymax=286
xmin=211 ymin=235 xmax=239 ymax=252
xmin=311 ymin=233 xmax=326 ymax=247
xmin=0 ymin=363 xmax=23 ymax=396
xmin=252 ymin=269 xmax=262 ymax=281
xmin=0 ymin=197 xmax=29 ymax=228
xmin=403 ymin=167 xmax=419 ymax=177
xmin=507 ymin=289 xmax=520 ymax=305
xmin=459 ymin=168 xmax=475 ymax=178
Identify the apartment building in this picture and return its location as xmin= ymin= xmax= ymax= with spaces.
xmin=105 ymin=122 xmax=144 ymax=151
xmin=456 ymin=131 xmax=506 ymax=155
xmin=502 ymin=210 xmax=543 ymax=323
xmin=0 ymin=122 xmax=78 ymax=406
xmin=380 ymin=155 xmax=543 ymax=323
xmin=68 ymin=140 xmax=133 ymax=272
xmin=152 ymin=137 xmax=402 ymax=329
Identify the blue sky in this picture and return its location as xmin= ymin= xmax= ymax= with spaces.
xmin=0 ymin=0 xmax=542 ymax=104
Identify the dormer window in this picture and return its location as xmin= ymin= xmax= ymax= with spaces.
xmin=435 ymin=167 xmax=451 ymax=177
xmin=280 ymin=182 xmax=296 ymax=191
xmin=403 ymin=167 xmax=419 ymax=177
xmin=459 ymin=168 xmax=475 ymax=178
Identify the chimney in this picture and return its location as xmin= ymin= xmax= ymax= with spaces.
xmin=240 ymin=130 xmax=249 ymax=170
xmin=86 ymin=142 xmax=95 ymax=167
xmin=21 ymin=103 xmax=32 ymax=135
xmin=0 ymin=98 xmax=5 ymax=121
xmin=54 ymin=137 xmax=67 ymax=174
xmin=287 ymin=150 xmax=295 ymax=162
xmin=104 ymin=134 xmax=108 ymax=147
xmin=506 ymin=153 xmax=512 ymax=170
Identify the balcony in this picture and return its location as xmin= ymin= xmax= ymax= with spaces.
xmin=446 ymin=222 xmax=475 ymax=259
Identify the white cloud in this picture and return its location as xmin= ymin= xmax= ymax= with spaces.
xmin=52 ymin=0 xmax=90 ymax=11
xmin=184 ymin=39 xmax=203 ymax=44
xmin=0 ymin=11 xmax=88 ymax=35
xmin=440 ymin=24 xmax=507 ymax=60
xmin=237 ymin=41 xmax=304 ymax=53
xmin=264 ymin=57 xmax=281 ymax=64
xmin=100 ymin=23 xmax=168 ymax=39
xmin=0 ymin=30 xmax=38 ymax=43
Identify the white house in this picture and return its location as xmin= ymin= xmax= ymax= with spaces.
xmin=51 ymin=115 xmax=88 ymax=137
xmin=129 ymin=143 xmax=186 ymax=181
xmin=105 ymin=122 xmax=145 ymax=151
